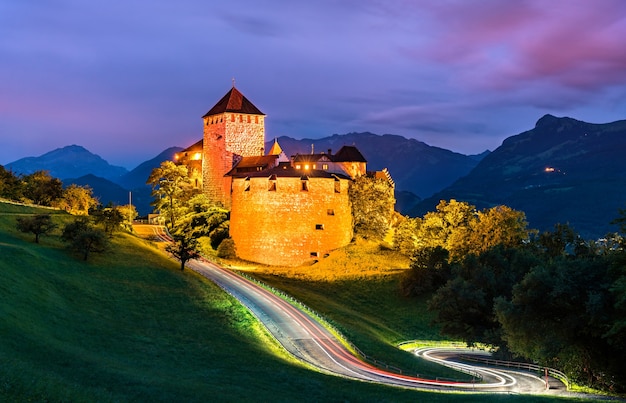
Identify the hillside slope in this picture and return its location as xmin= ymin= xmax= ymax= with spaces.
xmin=0 ymin=202 xmax=460 ymax=402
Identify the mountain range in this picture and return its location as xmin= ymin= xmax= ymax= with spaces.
xmin=4 ymin=135 xmax=481 ymax=216
xmin=3 ymin=115 xmax=625 ymax=238
xmin=411 ymin=114 xmax=626 ymax=238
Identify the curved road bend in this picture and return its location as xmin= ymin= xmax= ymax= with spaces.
xmin=146 ymin=225 xmax=561 ymax=394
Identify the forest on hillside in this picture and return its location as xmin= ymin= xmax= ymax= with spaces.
xmin=395 ymin=200 xmax=626 ymax=392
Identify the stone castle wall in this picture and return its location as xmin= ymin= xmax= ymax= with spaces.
xmin=230 ymin=176 xmax=353 ymax=266
xmin=202 ymin=112 xmax=265 ymax=207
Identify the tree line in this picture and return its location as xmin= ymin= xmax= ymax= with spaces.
xmin=1 ymin=166 xmax=97 ymax=214
xmin=3 ymin=165 xmax=138 ymax=261
xmin=394 ymin=199 xmax=626 ymax=392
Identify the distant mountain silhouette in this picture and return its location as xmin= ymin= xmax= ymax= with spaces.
xmin=411 ymin=115 xmax=626 ymax=239
xmin=116 ymin=147 xmax=183 ymax=190
xmin=265 ymin=132 xmax=483 ymax=208
xmin=6 ymin=145 xmax=128 ymax=181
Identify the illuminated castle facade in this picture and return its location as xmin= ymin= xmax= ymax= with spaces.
xmin=175 ymin=86 xmax=392 ymax=266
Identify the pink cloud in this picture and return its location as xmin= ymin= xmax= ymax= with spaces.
xmin=410 ymin=0 xmax=626 ymax=93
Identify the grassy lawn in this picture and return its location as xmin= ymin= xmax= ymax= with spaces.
xmin=0 ymin=202 xmax=583 ymax=401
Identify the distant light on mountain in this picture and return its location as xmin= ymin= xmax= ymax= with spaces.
xmin=412 ymin=115 xmax=626 ymax=239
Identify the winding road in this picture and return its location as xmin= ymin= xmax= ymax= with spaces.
xmin=142 ymin=225 xmax=569 ymax=395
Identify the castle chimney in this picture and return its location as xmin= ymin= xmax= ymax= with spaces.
xmin=328 ymin=148 xmax=332 ymax=155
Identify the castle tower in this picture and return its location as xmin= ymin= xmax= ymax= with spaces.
xmin=202 ymin=86 xmax=266 ymax=207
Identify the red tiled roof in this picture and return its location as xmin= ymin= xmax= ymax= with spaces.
xmin=203 ymin=87 xmax=265 ymax=117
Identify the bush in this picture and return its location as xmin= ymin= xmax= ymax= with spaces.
xmin=216 ymin=238 xmax=236 ymax=259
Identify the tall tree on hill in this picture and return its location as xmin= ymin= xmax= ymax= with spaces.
xmin=16 ymin=214 xmax=57 ymax=244
xmin=61 ymin=217 xmax=108 ymax=261
xmin=0 ymin=165 xmax=22 ymax=200
xmin=147 ymin=161 xmax=192 ymax=229
xmin=349 ymin=175 xmax=395 ymax=240
xmin=166 ymin=223 xmax=201 ymax=271
xmin=55 ymin=184 xmax=99 ymax=215
xmin=178 ymin=194 xmax=230 ymax=249
xmin=22 ymin=171 xmax=63 ymax=206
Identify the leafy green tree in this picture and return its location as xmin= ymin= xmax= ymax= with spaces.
xmin=414 ymin=199 xmax=476 ymax=261
xmin=349 ymin=175 xmax=395 ymax=240
xmin=537 ymin=223 xmax=578 ymax=258
xmin=22 ymin=171 xmax=63 ymax=206
xmin=393 ymin=216 xmax=421 ymax=256
xmin=61 ymin=218 xmax=108 ymax=261
xmin=468 ymin=205 xmax=534 ymax=254
xmin=147 ymin=161 xmax=192 ymax=229
xmin=178 ymin=194 xmax=229 ymax=239
xmin=166 ymin=224 xmax=201 ymax=271
xmin=429 ymin=245 xmax=540 ymax=347
xmin=55 ymin=184 xmax=99 ymax=215
xmin=92 ymin=206 xmax=125 ymax=236
xmin=400 ymin=246 xmax=450 ymax=297
xmin=494 ymin=254 xmax=624 ymax=390
xmin=0 ymin=165 xmax=22 ymax=200
xmin=15 ymin=214 xmax=57 ymax=243
xmin=117 ymin=203 xmax=138 ymax=231
xmin=217 ymin=238 xmax=237 ymax=259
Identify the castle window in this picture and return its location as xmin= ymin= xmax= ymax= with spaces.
xmin=310 ymin=252 xmax=319 ymax=258
xmin=301 ymin=176 xmax=309 ymax=191
xmin=312 ymin=164 xmax=317 ymax=170
xmin=195 ymin=179 xmax=199 ymax=188
xmin=295 ymin=164 xmax=301 ymax=169
xmin=239 ymin=115 xmax=242 ymax=122
xmin=255 ymin=116 xmax=258 ymax=124
xmin=323 ymin=164 xmax=329 ymax=170
xmin=315 ymin=224 xmax=324 ymax=230
xmin=268 ymin=175 xmax=276 ymax=191
xmin=327 ymin=209 xmax=334 ymax=216
xmin=231 ymin=114 xmax=235 ymax=122
xmin=244 ymin=177 xmax=250 ymax=192
xmin=247 ymin=115 xmax=251 ymax=123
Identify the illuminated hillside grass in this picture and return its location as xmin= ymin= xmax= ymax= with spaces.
xmin=0 ymin=203 xmax=575 ymax=401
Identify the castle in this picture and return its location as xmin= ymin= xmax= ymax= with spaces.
xmin=174 ymin=85 xmax=393 ymax=266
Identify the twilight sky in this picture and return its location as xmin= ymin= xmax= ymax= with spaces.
xmin=1 ymin=0 xmax=626 ymax=169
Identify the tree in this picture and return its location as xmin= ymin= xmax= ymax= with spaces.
xmin=166 ymin=224 xmax=201 ymax=271
xmin=92 ymin=206 xmax=125 ymax=236
xmin=147 ymin=161 xmax=192 ymax=229
xmin=494 ymin=254 xmax=624 ymax=390
xmin=61 ymin=218 xmax=108 ymax=261
xmin=400 ymin=246 xmax=450 ymax=297
xmin=428 ymin=245 xmax=540 ymax=347
xmin=0 ymin=165 xmax=22 ymax=200
xmin=22 ymin=171 xmax=63 ymax=206
xmin=16 ymin=214 xmax=57 ymax=243
xmin=349 ymin=175 xmax=395 ymax=240
xmin=55 ymin=184 xmax=99 ymax=215
xmin=393 ymin=216 xmax=422 ymax=256
xmin=468 ymin=205 xmax=533 ymax=254
xmin=178 ymin=194 xmax=229 ymax=241
xmin=412 ymin=199 xmax=476 ymax=261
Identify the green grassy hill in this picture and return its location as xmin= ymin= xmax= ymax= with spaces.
xmin=0 ymin=202 xmax=573 ymax=402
